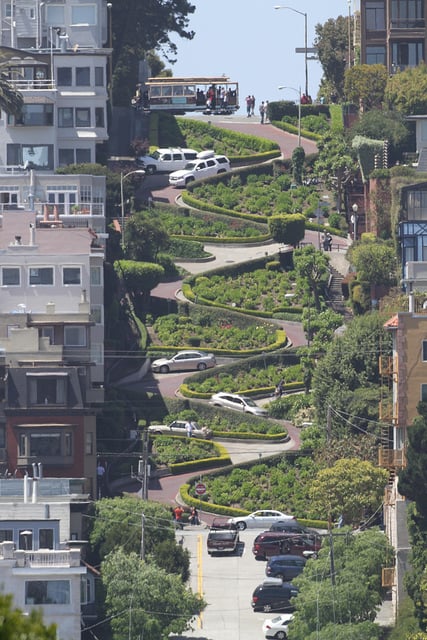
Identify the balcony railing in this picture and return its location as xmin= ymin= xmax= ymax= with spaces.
xmin=9 ymin=79 xmax=56 ymax=91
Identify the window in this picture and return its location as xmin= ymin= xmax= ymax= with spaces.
xmin=422 ymin=384 xmax=427 ymax=401
xmin=29 ymin=267 xmax=53 ymax=285
xmin=95 ymin=107 xmax=105 ymax=127
xmin=76 ymin=148 xmax=91 ymax=163
xmin=58 ymin=107 xmax=74 ymax=127
xmin=63 ymin=267 xmax=81 ymax=285
xmin=391 ymin=0 xmax=424 ymax=27
xmin=406 ymin=189 xmax=427 ymax=219
xmin=41 ymin=327 xmax=55 ymax=344
xmin=392 ymin=41 xmax=424 ymax=68
xmin=7 ymin=145 xmax=53 ymax=169
xmin=57 ymin=67 xmax=72 ymax=86
xmin=95 ymin=67 xmax=104 ymax=86
xmin=365 ymin=1 xmax=386 ymax=30
xmin=366 ymin=46 xmax=386 ymax=65
xmin=19 ymin=530 xmax=33 ymax=550
xmin=2 ymin=267 xmax=20 ymax=286
xmin=64 ymin=326 xmax=86 ymax=346
xmin=76 ymin=67 xmax=90 ymax=86
xmin=0 ymin=529 xmax=13 ymax=542
xmin=75 ymin=108 xmax=90 ymax=127
xmin=25 ymin=580 xmax=70 ymax=605
xmin=46 ymin=5 xmax=65 ymax=25
xmin=90 ymin=266 xmax=102 ymax=285
xmin=423 ymin=340 xmax=427 ymax=362
xmin=59 ymin=149 xmax=74 ymax=166
xmin=71 ymin=5 xmax=96 ymax=25
xmin=0 ymin=425 xmax=5 ymax=449
xmin=16 ymin=104 xmax=53 ymax=126
xmin=28 ymin=376 xmax=66 ymax=405
xmin=30 ymin=434 xmax=61 ymax=456
xmin=39 ymin=529 xmax=54 ymax=549
xmin=85 ymin=431 xmax=94 ymax=455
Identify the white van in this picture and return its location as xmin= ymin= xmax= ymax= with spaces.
xmin=136 ymin=147 xmax=198 ymax=173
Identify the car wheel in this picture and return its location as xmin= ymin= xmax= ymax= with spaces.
xmin=275 ymin=631 xmax=287 ymax=640
xmin=159 ymin=365 xmax=170 ymax=373
xmin=197 ymin=362 xmax=207 ymax=371
xmin=236 ymin=521 xmax=247 ymax=530
xmin=146 ymin=166 xmax=155 ymax=175
xmin=185 ymin=176 xmax=195 ymax=185
xmin=217 ymin=169 xmax=226 ymax=174
xmin=263 ymin=604 xmax=272 ymax=612
xmin=275 ymin=573 xmax=284 ymax=581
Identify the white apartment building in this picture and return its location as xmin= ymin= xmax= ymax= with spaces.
xmin=0 ymin=0 xmax=110 ymax=170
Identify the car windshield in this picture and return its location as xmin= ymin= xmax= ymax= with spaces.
xmin=184 ymin=161 xmax=197 ymax=169
xmin=151 ymin=151 xmax=161 ymax=159
xmin=242 ymin=397 xmax=257 ymax=407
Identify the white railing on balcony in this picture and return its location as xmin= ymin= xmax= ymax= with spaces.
xmin=26 ymin=550 xmax=78 ymax=567
xmin=9 ymin=79 xmax=56 ymax=91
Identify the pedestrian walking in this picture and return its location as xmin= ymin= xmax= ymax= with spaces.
xmin=326 ymin=232 xmax=333 ymax=251
xmin=251 ymin=95 xmax=255 ymax=116
xmin=174 ymin=505 xmax=184 ymax=529
xmin=274 ymin=379 xmax=284 ymax=398
xmin=264 ymin=100 xmax=270 ymax=123
xmin=246 ymin=95 xmax=252 ymax=117
xmin=190 ymin=507 xmax=200 ymax=525
xmin=186 ymin=420 xmax=194 ymax=437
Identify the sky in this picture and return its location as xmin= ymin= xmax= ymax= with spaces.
xmin=169 ymin=0 xmax=360 ymax=111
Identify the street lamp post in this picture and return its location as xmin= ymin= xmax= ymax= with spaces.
xmin=351 ymin=203 xmax=358 ymax=241
xmin=107 ymin=3 xmax=113 ymax=104
xmin=120 ymin=169 xmax=145 ymax=250
xmin=274 ymin=5 xmax=308 ymax=97
xmin=278 ymin=86 xmax=301 ymax=146
xmin=347 ymin=0 xmax=352 ymax=69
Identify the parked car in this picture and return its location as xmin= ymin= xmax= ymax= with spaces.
xmin=168 ymin=153 xmax=230 ymax=187
xmin=151 ymin=350 xmax=216 ymax=373
xmin=265 ymin=555 xmax=306 ymax=581
xmin=147 ymin=420 xmax=212 ymax=439
xmin=210 ymin=392 xmax=268 ymax=417
xmin=136 ymin=147 xmax=198 ymax=173
xmin=251 ymin=578 xmax=298 ymax=613
xmin=227 ymin=510 xmax=294 ymax=531
xmin=262 ymin=613 xmax=294 ymax=640
xmin=207 ymin=518 xmax=240 ymax=555
xmin=252 ymin=531 xmax=321 ymax=560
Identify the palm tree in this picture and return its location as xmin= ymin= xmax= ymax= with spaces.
xmin=0 ymin=72 xmax=22 ymax=115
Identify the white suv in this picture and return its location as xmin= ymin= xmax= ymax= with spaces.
xmin=136 ymin=147 xmax=198 ymax=174
xmin=169 ymin=151 xmax=230 ymax=187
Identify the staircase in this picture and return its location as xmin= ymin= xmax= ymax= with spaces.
xmin=417 ymin=148 xmax=427 ymax=172
xmin=326 ymin=266 xmax=353 ymax=321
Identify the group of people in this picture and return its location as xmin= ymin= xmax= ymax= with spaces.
xmin=259 ymin=100 xmax=269 ymax=124
xmin=172 ymin=505 xmax=200 ymax=529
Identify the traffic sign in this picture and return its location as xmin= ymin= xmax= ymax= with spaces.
xmin=195 ymin=482 xmax=207 ymax=496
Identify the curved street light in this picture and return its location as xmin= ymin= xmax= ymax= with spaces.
xmin=274 ymin=5 xmax=308 ymax=97
xmin=120 ymin=169 xmax=145 ymax=249
xmin=278 ymin=85 xmax=301 ymax=147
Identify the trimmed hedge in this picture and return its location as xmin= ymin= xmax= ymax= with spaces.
xmin=179 ymin=379 xmax=303 ymax=400
xmin=271 ymin=120 xmax=322 ymax=142
xmin=148 ymin=329 xmax=286 ymax=356
xmin=170 ymin=233 xmax=271 ymax=245
xmin=168 ymin=441 xmax=231 ymax=474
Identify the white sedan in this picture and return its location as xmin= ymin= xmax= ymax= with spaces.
xmin=151 ymin=350 xmax=216 ymax=373
xmin=227 ymin=510 xmax=295 ymax=531
xmin=263 ymin=614 xmax=293 ymax=640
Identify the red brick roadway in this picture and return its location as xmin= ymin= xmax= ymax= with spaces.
xmin=142 ymin=122 xmax=318 ymax=520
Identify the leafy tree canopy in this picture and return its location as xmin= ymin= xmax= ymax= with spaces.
xmin=125 ymin=210 xmax=170 ymax=261
xmin=344 ymin=64 xmax=388 ymax=111
xmin=398 ymin=405 xmax=427 ymax=518
xmin=347 ymin=238 xmax=398 ymax=287
xmin=309 ymin=457 xmax=388 ymax=524
xmin=314 ymin=16 xmax=349 ymax=101
xmin=293 ymin=245 xmax=330 ymax=311
xmin=0 ymin=593 xmax=56 ymax=640
xmin=110 ymin=0 xmax=196 ymax=105
xmin=101 ymin=548 xmax=205 ymax=640
xmin=311 ymin=312 xmax=392 ymax=430
xmin=314 ymin=132 xmax=357 ymax=212
xmin=268 ymin=214 xmax=305 ymax=247
xmin=385 ymin=64 xmax=427 ymax=115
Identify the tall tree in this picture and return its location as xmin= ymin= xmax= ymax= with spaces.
xmin=385 ymin=64 xmax=427 ymax=115
xmin=314 ymin=132 xmax=357 ymax=212
xmin=344 ymin=64 xmax=388 ymax=111
xmin=346 ymin=239 xmax=398 ymax=289
xmin=110 ymin=0 xmax=196 ymax=105
xmin=314 ymin=16 xmax=349 ymax=101
xmin=101 ymin=548 xmax=205 ymax=640
xmin=124 ymin=211 xmax=170 ymax=261
xmin=293 ymin=245 xmax=330 ymax=312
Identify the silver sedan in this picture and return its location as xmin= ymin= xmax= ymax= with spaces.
xmin=151 ymin=350 xmax=216 ymax=374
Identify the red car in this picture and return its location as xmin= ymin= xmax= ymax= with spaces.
xmin=252 ymin=531 xmax=321 ymax=561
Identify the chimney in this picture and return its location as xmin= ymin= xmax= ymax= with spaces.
xmin=29 ymin=223 xmax=35 ymax=246
xmin=23 ymin=473 xmax=28 ymax=503
xmin=46 ymin=301 xmax=55 ymax=314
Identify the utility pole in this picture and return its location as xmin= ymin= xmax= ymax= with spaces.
xmin=140 ymin=511 xmax=145 ymax=560
xmin=326 ymin=405 xmax=332 ymax=443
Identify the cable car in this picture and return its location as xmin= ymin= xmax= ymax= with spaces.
xmin=141 ymin=76 xmax=239 ymax=115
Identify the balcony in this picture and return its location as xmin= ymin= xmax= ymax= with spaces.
xmin=378 ymin=447 xmax=406 ymax=469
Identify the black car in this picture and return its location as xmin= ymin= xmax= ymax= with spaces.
xmin=251 ymin=578 xmax=298 ymax=613
xmin=265 ymin=555 xmax=306 ymax=581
